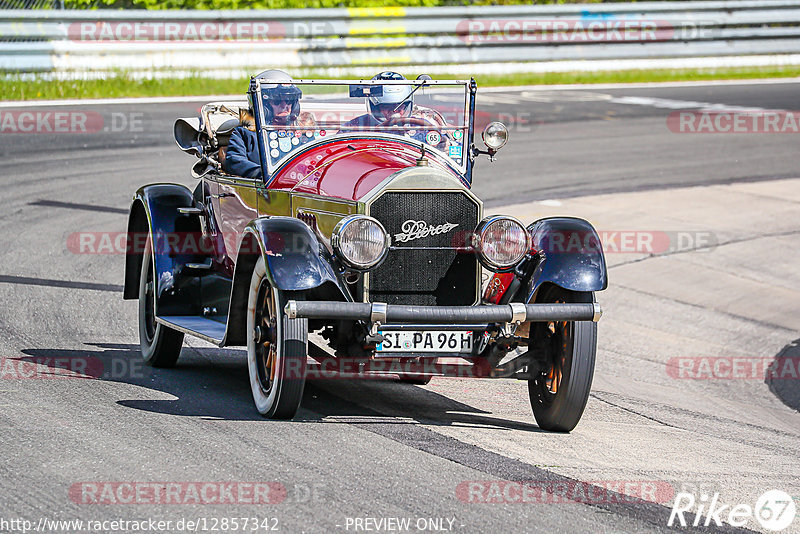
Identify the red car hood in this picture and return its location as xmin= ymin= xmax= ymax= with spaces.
xmin=269 ymin=138 xmax=458 ymax=202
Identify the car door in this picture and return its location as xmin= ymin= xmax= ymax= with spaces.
xmin=217 ymin=175 xmax=260 ymax=277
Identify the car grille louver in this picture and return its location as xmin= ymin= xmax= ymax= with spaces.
xmin=367 ymin=191 xmax=479 ymax=306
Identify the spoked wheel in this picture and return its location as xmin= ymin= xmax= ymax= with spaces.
xmin=247 ymin=256 xmax=308 ymax=419
xmin=138 ymin=238 xmax=184 ymax=367
xmin=528 ymin=285 xmax=596 ymax=432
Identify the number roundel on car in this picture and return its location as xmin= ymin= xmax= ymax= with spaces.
xmin=425 ymin=131 xmax=441 ymax=145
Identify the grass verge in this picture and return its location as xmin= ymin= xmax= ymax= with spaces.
xmin=2 ymin=65 xmax=800 ymax=101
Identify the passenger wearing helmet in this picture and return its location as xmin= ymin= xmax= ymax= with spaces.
xmin=259 ymin=70 xmax=303 ymax=126
xmin=341 ymin=72 xmax=450 ymax=150
xmin=224 ymin=69 xmax=314 ymax=178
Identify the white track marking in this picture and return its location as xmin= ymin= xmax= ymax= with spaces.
xmin=606 ymin=95 xmax=777 ymax=112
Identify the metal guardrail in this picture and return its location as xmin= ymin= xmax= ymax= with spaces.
xmin=2 ymin=0 xmax=800 ymax=75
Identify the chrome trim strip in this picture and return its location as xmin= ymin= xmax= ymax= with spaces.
xmin=210 ymin=175 xmax=260 ymax=188
xmin=593 ymin=303 xmax=603 ymax=322
xmin=292 ymin=192 xmax=358 ymax=208
xmin=510 ymin=303 xmax=527 ymax=324
xmin=278 ymin=79 xmax=470 ymax=86
xmin=178 ymin=207 xmax=204 ymax=215
xmin=370 ymin=302 xmax=388 ymax=323
xmin=297 ymin=208 xmax=351 ymax=219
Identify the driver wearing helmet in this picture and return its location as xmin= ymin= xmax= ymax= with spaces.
xmin=341 ymin=72 xmax=450 ymax=149
xmin=223 ymin=69 xmax=314 ymax=178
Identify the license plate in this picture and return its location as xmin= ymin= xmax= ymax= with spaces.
xmin=377 ymin=330 xmax=473 ymax=353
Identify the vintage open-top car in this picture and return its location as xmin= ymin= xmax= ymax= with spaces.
xmin=123 ymin=72 xmax=607 ymax=431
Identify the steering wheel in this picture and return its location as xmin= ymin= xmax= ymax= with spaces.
xmin=380 ymin=115 xmax=449 ymax=151
xmin=380 ymin=115 xmax=432 ymax=128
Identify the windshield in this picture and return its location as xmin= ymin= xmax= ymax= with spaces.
xmin=251 ymin=79 xmax=471 ymax=175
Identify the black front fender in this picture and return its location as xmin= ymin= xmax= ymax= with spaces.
xmin=527 ymin=217 xmax=608 ymax=299
xmin=243 ymin=217 xmax=341 ymax=291
xmin=223 ymin=216 xmax=349 ymax=346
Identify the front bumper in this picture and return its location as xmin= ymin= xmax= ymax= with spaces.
xmin=285 ymin=300 xmax=602 ymax=324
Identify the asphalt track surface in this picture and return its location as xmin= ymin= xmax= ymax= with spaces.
xmin=0 ymin=80 xmax=798 ymax=533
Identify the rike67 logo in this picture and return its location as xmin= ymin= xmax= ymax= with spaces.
xmin=669 ymin=490 xmax=796 ymax=531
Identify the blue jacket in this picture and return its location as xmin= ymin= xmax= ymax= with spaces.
xmin=223 ymin=127 xmax=262 ymax=178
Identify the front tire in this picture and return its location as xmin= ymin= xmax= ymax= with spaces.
xmin=138 ymin=238 xmax=184 ymax=367
xmin=247 ymin=257 xmax=307 ymax=419
xmin=528 ymin=285 xmax=596 ymax=432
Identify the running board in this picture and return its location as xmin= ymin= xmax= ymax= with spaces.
xmin=157 ymin=315 xmax=226 ymax=345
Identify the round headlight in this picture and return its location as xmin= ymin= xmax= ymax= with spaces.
xmin=482 ymin=121 xmax=508 ymax=151
xmin=476 ymin=216 xmax=530 ymax=271
xmin=331 ymin=215 xmax=390 ymax=270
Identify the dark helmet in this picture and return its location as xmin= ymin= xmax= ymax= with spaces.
xmin=256 ymin=69 xmax=302 ymax=125
xmin=368 ymin=71 xmax=413 ymax=122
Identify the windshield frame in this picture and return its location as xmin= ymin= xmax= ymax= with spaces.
xmin=247 ymin=78 xmax=475 ymax=186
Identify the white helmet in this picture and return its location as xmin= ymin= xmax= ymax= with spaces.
xmin=255 ymin=69 xmax=302 ymax=125
xmin=368 ymin=71 xmax=413 ymax=122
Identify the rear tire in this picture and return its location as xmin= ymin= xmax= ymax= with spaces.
xmin=247 ymin=257 xmax=307 ymax=419
xmin=138 ymin=239 xmax=184 ymax=367
xmin=528 ymin=285 xmax=596 ymax=432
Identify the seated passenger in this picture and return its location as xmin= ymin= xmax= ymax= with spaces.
xmin=341 ymin=72 xmax=450 ymax=150
xmin=223 ymin=109 xmax=262 ymax=178
xmin=224 ymin=69 xmax=314 ymax=178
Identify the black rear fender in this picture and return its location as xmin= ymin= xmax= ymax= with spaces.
xmin=122 ymin=184 xmax=202 ymax=316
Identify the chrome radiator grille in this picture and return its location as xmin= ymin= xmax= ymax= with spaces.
xmin=367 ymin=191 xmax=480 ymax=306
